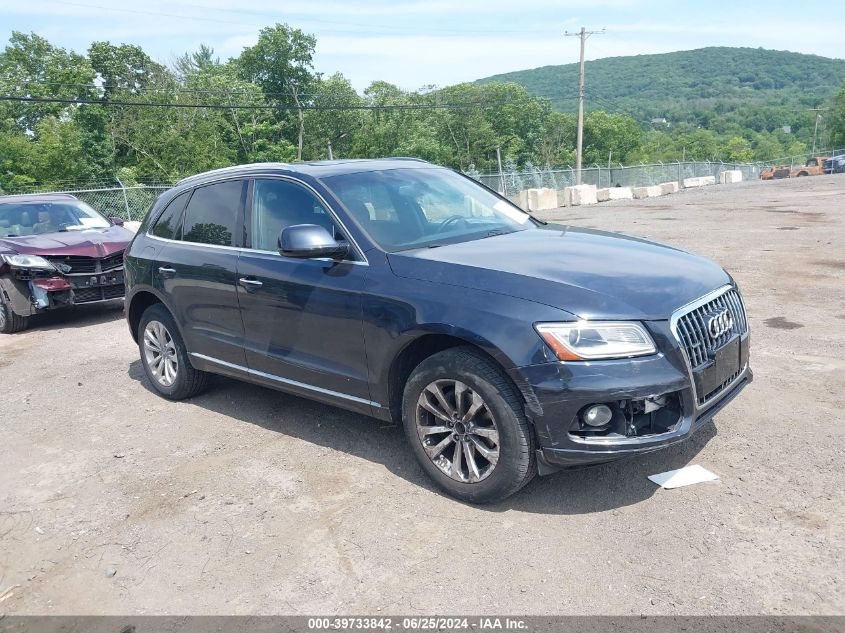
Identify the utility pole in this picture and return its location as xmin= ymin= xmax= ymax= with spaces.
xmin=496 ymin=146 xmax=505 ymax=193
xmin=809 ymin=108 xmax=825 ymax=155
xmin=565 ymin=26 xmax=604 ymax=185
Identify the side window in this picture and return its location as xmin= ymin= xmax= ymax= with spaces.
xmin=251 ymin=179 xmax=340 ymax=252
xmin=182 ymin=180 xmax=245 ymax=247
xmin=151 ymin=191 xmax=189 ymax=239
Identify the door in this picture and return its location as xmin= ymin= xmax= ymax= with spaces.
xmin=236 ymin=177 xmax=371 ymax=406
xmin=154 ymin=179 xmax=248 ymax=366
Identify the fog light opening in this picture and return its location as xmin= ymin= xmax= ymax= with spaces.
xmin=581 ymin=404 xmax=613 ymax=428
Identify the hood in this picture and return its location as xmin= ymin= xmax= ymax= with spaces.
xmin=387 ymin=225 xmax=732 ymax=320
xmin=0 ymin=225 xmax=133 ymax=258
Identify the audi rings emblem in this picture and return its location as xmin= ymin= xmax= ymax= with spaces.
xmin=706 ymin=308 xmax=734 ymax=339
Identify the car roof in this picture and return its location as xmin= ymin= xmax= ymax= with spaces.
xmin=0 ymin=193 xmax=79 ymax=205
xmin=176 ymin=158 xmax=438 ymax=187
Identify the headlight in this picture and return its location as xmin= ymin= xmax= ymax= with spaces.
xmin=535 ymin=321 xmax=656 ymax=360
xmin=1 ymin=254 xmax=56 ymax=270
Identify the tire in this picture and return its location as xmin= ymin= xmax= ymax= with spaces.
xmin=138 ymin=303 xmax=209 ymax=400
xmin=401 ymin=346 xmax=536 ymax=503
xmin=0 ymin=292 xmax=28 ymax=334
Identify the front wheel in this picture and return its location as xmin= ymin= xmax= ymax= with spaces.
xmin=402 ymin=347 xmax=536 ymax=503
xmin=0 ymin=293 xmax=28 ymax=334
xmin=138 ymin=303 xmax=209 ymax=400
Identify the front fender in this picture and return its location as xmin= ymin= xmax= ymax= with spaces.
xmin=362 ymin=254 xmax=571 ymax=413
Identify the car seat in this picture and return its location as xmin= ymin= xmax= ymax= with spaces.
xmin=33 ymin=211 xmax=56 ymax=234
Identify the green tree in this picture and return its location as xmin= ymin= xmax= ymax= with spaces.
xmin=88 ymin=41 xmax=167 ymax=97
xmin=0 ymin=32 xmax=94 ymax=132
xmin=582 ymin=111 xmax=642 ymax=164
xmin=237 ymin=24 xmax=317 ymax=160
xmin=173 ymin=44 xmax=219 ymax=81
xmin=724 ymin=136 xmax=753 ymax=162
xmin=303 ymin=73 xmax=365 ymax=160
xmin=831 ymin=82 xmax=845 ymax=147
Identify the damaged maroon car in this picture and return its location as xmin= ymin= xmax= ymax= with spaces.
xmin=0 ymin=193 xmax=134 ymax=333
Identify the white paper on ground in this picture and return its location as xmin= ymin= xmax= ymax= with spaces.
xmin=648 ymin=465 xmax=719 ymax=489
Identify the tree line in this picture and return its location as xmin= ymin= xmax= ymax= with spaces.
xmin=1 ymin=26 xmax=844 ymax=194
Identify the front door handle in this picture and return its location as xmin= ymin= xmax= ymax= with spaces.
xmin=239 ymin=277 xmax=263 ymax=290
xmin=158 ymin=266 xmax=176 ymax=279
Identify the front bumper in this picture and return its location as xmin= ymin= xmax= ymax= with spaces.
xmin=0 ymin=269 xmax=125 ymax=316
xmin=511 ymin=320 xmax=752 ymax=472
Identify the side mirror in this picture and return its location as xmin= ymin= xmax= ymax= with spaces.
xmin=109 ymin=217 xmax=125 ymax=226
xmin=280 ymin=224 xmax=349 ymax=259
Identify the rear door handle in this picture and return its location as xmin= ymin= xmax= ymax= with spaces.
xmin=239 ymin=277 xmax=263 ymax=290
xmin=158 ymin=267 xmax=176 ymax=279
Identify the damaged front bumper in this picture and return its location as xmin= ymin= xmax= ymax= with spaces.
xmin=0 ymin=266 xmax=125 ymax=317
xmin=512 ymin=322 xmax=752 ymax=473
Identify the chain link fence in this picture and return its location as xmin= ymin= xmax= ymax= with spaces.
xmin=9 ymin=145 xmax=845 ymax=217
xmin=9 ymin=184 xmax=171 ymax=221
xmin=475 ymin=147 xmax=845 ymax=196
xmin=476 ymin=161 xmax=764 ymax=196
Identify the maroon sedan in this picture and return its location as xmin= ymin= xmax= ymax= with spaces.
xmin=0 ymin=193 xmax=135 ymax=333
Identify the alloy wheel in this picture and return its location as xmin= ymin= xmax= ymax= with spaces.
xmin=415 ymin=379 xmax=500 ymax=483
xmin=143 ymin=320 xmax=179 ymax=387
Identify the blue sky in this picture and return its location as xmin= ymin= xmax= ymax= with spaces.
xmin=1 ymin=0 xmax=843 ymax=91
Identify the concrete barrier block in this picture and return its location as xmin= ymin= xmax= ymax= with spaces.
xmin=659 ymin=181 xmax=679 ymax=195
xmin=563 ymin=184 xmax=597 ymax=206
xmin=632 ymin=185 xmax=662 ymax=199
xmin=123 ymin=221 xmax=142 ymax=233
xmin=597 ymin=187 xmax=633 ymax=202
xmin=516 ymin=190 xmax=530 ymax=209
xmin=555 ymin=189 xmax=569 ymax=207
xmin=534 ymin=187 xmax=558 ymax=210
xmin=516 ymin=188 xmax=559 ymax=211
xmin=683 ymin=176 xmax=716 ymax=188
xmin=719 ymin=170 xmax=743 ymax=184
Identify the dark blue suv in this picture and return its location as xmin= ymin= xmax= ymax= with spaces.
xmin=125 ymin=159 xmax=751 ymax=502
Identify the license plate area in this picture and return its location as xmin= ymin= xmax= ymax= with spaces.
xmin=693 ymin=335 xmax=745 ymax=400
xmin=70 ymin=269 xmax=125 ymax=289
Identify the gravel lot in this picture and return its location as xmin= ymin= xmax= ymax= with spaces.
xmin=1 ymin=175 xmax=843 ymax=616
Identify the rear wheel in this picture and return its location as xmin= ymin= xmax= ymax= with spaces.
xmin=0 ymin=293 xmax=28 ymax=334
xmin=138 ymin=303 xmax=209 ymax=400
xmin=402 ymin=347 xmax=536 ymax=503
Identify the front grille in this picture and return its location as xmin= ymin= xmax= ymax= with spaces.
xmin=47 ymin=251 xmax=125 ymax=274
xmin=73 ymin=285 xmax=125 ymax=303
xmin=675 ymin=288 xmax=747 ymax=369
xmin=100 ymin=252 xmax=124 ymax=271
xmin=103 ymin=285 xmax=125 ymax=300
xmin=48 ymin=256 xmax=97 ymax=273
xmin=674 ymin=288 xmax=748 ymax=406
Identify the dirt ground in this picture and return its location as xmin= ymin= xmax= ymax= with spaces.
xmin=1 ymin=175 xmax=843 ymax=616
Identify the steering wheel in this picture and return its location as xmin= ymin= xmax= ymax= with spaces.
xmin=435 ymin=215 xmax=467 ymax=233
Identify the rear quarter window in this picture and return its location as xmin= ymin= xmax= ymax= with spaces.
xmin=181 ymin=180 xmax=245 ymax=247
xmin=151 ymin=191 xmax=189 ymax=240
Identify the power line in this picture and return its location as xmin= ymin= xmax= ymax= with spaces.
xmin=9 ymin=81 xmax=564 ymax=104
xmin=0 ymin=95 xmax=519 ymax=111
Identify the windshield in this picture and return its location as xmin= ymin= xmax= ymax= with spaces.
xmin=322 ymin=167 xmax=534 ymax=251
xmin=0 ymin=200 xmax=110 ymax=237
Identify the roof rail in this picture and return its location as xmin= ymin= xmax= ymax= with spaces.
xmin=176 ymin=162 xmax=293 ymax=185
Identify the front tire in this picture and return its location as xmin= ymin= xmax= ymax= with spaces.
xmin=0 ymin=293 xmax=28 ymax=334
xmin=402 ymin=347 xmax=536 ymax=503
xmin=138 ymin=303 xmax=209 ymax=400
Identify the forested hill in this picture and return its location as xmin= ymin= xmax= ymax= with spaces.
xmin=476 ymin=47 xmax=845 ymax=127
